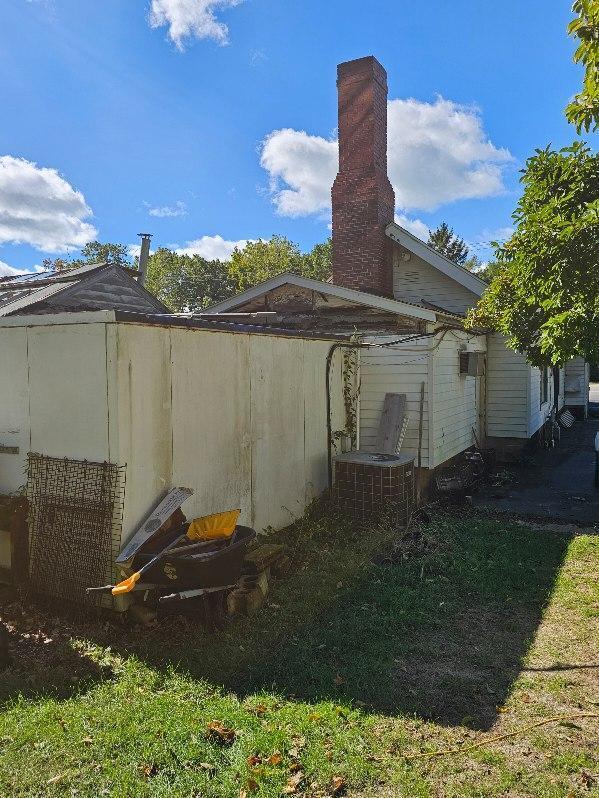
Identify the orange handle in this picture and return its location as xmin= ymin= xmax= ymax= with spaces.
xmin=111 ymin=571 xmax=141 ymax=596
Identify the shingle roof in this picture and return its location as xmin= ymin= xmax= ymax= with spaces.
xmin=0 ymin=262 xmax=166 ymax=317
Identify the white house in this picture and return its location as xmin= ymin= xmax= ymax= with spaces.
xmin=208 ymin=55 xmax=588 ymax=481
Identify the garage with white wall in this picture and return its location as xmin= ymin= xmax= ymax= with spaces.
xmin=0 ymin=310 xmax=345 ymax=575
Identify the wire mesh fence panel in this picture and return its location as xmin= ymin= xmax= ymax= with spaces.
xmin=26 ymin=454 xmax=126 ymax=608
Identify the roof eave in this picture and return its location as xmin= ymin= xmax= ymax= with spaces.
xmin=205 ymin=272 xmax=436 ymax=322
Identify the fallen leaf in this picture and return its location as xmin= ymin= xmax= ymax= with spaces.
xmin=520 ymin=693 xmax=532 ymax=703
xmin=206 ymin=721 xmax=237 ymax=746
xmin=47 ymin=774 xmax=66 ymax=785
xmin=309 ymin=713 xmax=322 ymax=722
xmin=581 ymin=771 xmax=594 ymax=788
xmin=291 ymin=735 xmax=306 ymax=749
xmin=266 ymin=751 xmax=282 ymax=766
xmin=252 ymin=704 xmax=268 ymax=716
xmin=247 ymin=755 xmax=262 ymax=767
xmin=329 ymin=775 xmax=347 ymax=796
xmin=80 ymin=736 xmax=93 ymax=745
xmin=245 ymin=777 xmax=259 ymax=792
xmin=282 ymin=770 xmax=304 ymax=794
xmin=198 ymin=762 xmax=216 ymax=772
xmin=141 ymin=763 xmax=158 ymax=778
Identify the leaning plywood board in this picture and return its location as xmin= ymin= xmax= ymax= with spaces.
xmin=116 ymin=487 xmax=193 ymax=563
xmin=374 ymin=393 xmax=406 ymax=453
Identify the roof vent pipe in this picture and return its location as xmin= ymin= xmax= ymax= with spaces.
xmin=137 ymin=233 xmax=152 ymax=286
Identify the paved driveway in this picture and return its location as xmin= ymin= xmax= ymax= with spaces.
xmin=474 ymin=416 xmax=599 ymax=527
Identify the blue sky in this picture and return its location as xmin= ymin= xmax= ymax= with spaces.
xmin=0 ymin=0 xmax=592 ymax=274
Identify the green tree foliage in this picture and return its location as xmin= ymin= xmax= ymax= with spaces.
xmin=145 ymin=248 xmax=235 ymax=312
xmin=301 ymin=237 xmax=333 ymax=281
xmin=145 ymin=236 xmax=332 ymax=312
xmin=565 ymin=0 xmax=599 ymax=133
xmin=228 ymin=235 xmax=305 ymax=292
xmin=474 ymin=261 xmax=502 ymax=283
xmin=467 ymin=142 xmax=599 ymax=365
xmin=462 ymin=254 xmax=484 ymax=273
xmin=42 ymin=241 xmax=131 ymax=272
xmin=427 ymin=222 xmax=470 ymax=265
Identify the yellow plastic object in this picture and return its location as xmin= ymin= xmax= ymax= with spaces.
xmin=187 ymin=509 xmax=240 ymax=541
xmin=112 ymin=571 xmax=141 ymax=596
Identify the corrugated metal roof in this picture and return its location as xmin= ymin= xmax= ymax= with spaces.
xmin=111 ymin=310 xmax=352 ymax=341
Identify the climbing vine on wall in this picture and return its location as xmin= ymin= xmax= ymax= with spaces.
xmin=331 ymin=339 xmax=361 ymax=452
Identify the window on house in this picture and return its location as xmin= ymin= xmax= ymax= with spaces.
xmin=540 ymin=367 xmax=549 ymax=407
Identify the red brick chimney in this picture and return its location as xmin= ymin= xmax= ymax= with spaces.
xmin=331 ymin=56 xmax=395 ymax=297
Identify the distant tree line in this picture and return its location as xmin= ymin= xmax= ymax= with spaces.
xmin=145 ymin=236 xmax=332 ymax=312
xmin=44 ymin=236 xmax=332 ymax=313
xmin=46 ymin=223 xmax=500 ymax=314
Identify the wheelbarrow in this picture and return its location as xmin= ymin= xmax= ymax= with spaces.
xmin=133 ymin=524 xmax=256 ymax=605
xmin=88 ymin=508 xmax=256 ymax=607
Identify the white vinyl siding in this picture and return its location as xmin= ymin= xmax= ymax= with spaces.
xmin=528 ymin=365 xmax=553 ymax=436
xmin=486 ymin=335 xmax=554 ymax=438
xmin=432 ymin=334 xmax=486 ymax=466
xmin=486 ymin=334 xmax=530 ymax=438
xmin=393 ymin=250 xmax=480 ymax=315
xmin=564 ymin=357 xmax=589 ymax=414
xmin=558 ymin=367 xmax=566 ymax=411
xmin=359 ymin=336 xmax=431 ymax=467
xmin=359 ymin=330 xmax=487 ymax=470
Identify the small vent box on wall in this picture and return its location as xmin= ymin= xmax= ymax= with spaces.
xmin=459 ymin=352 xmax=485 ymax=377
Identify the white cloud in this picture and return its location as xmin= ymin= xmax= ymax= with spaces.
xmin=0 ymin=156 xmax=97 ymax=253
xmin=260 ymin=129 xmax=337 ymax=217
xmin=249 ymin=48 xmax=267 ymax=66
xmin=149 ymin=0 xmax=244 ymax=49
xmin=147 ymin=200 xmax=187 ymax=218
xmin=387 ymin=98 xmax=512 ymax=210
xmin=260 ymin=97 xmax=513 ymax=217
xmin=394 ymin=214 xmax=430 ymax=242
xmin=0 ymin=260 xmax=29 ymax=278
xmin=176 ymin=234 xmax=254 ymax=260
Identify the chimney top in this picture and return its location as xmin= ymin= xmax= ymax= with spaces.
xmin=337 ymin=55 xmax=387 ymax=86
xmin=331 ymin=55 xmax=395 ymax=297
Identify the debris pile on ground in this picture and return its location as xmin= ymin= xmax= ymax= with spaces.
xmin=371 ymin=509 xmax=439 ymax=566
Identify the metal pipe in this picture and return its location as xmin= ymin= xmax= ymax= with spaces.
xmin=137 ymin=233 xmax=152 ymax=286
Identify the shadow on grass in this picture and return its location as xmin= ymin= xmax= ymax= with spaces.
xmin=0 ymin=509 xmax=571 ymax=730
xmin=0 ymin=589 xmax=113 ymax=706
xmin=125 ymin=510 xmax=571 ymax=731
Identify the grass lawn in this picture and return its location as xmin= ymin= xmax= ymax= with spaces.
xmin=0 ymin=507 xmax=597 ymax=797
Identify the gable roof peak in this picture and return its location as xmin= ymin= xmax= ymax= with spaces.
xmin=385 ymin=221 xmax=488 ymax=297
